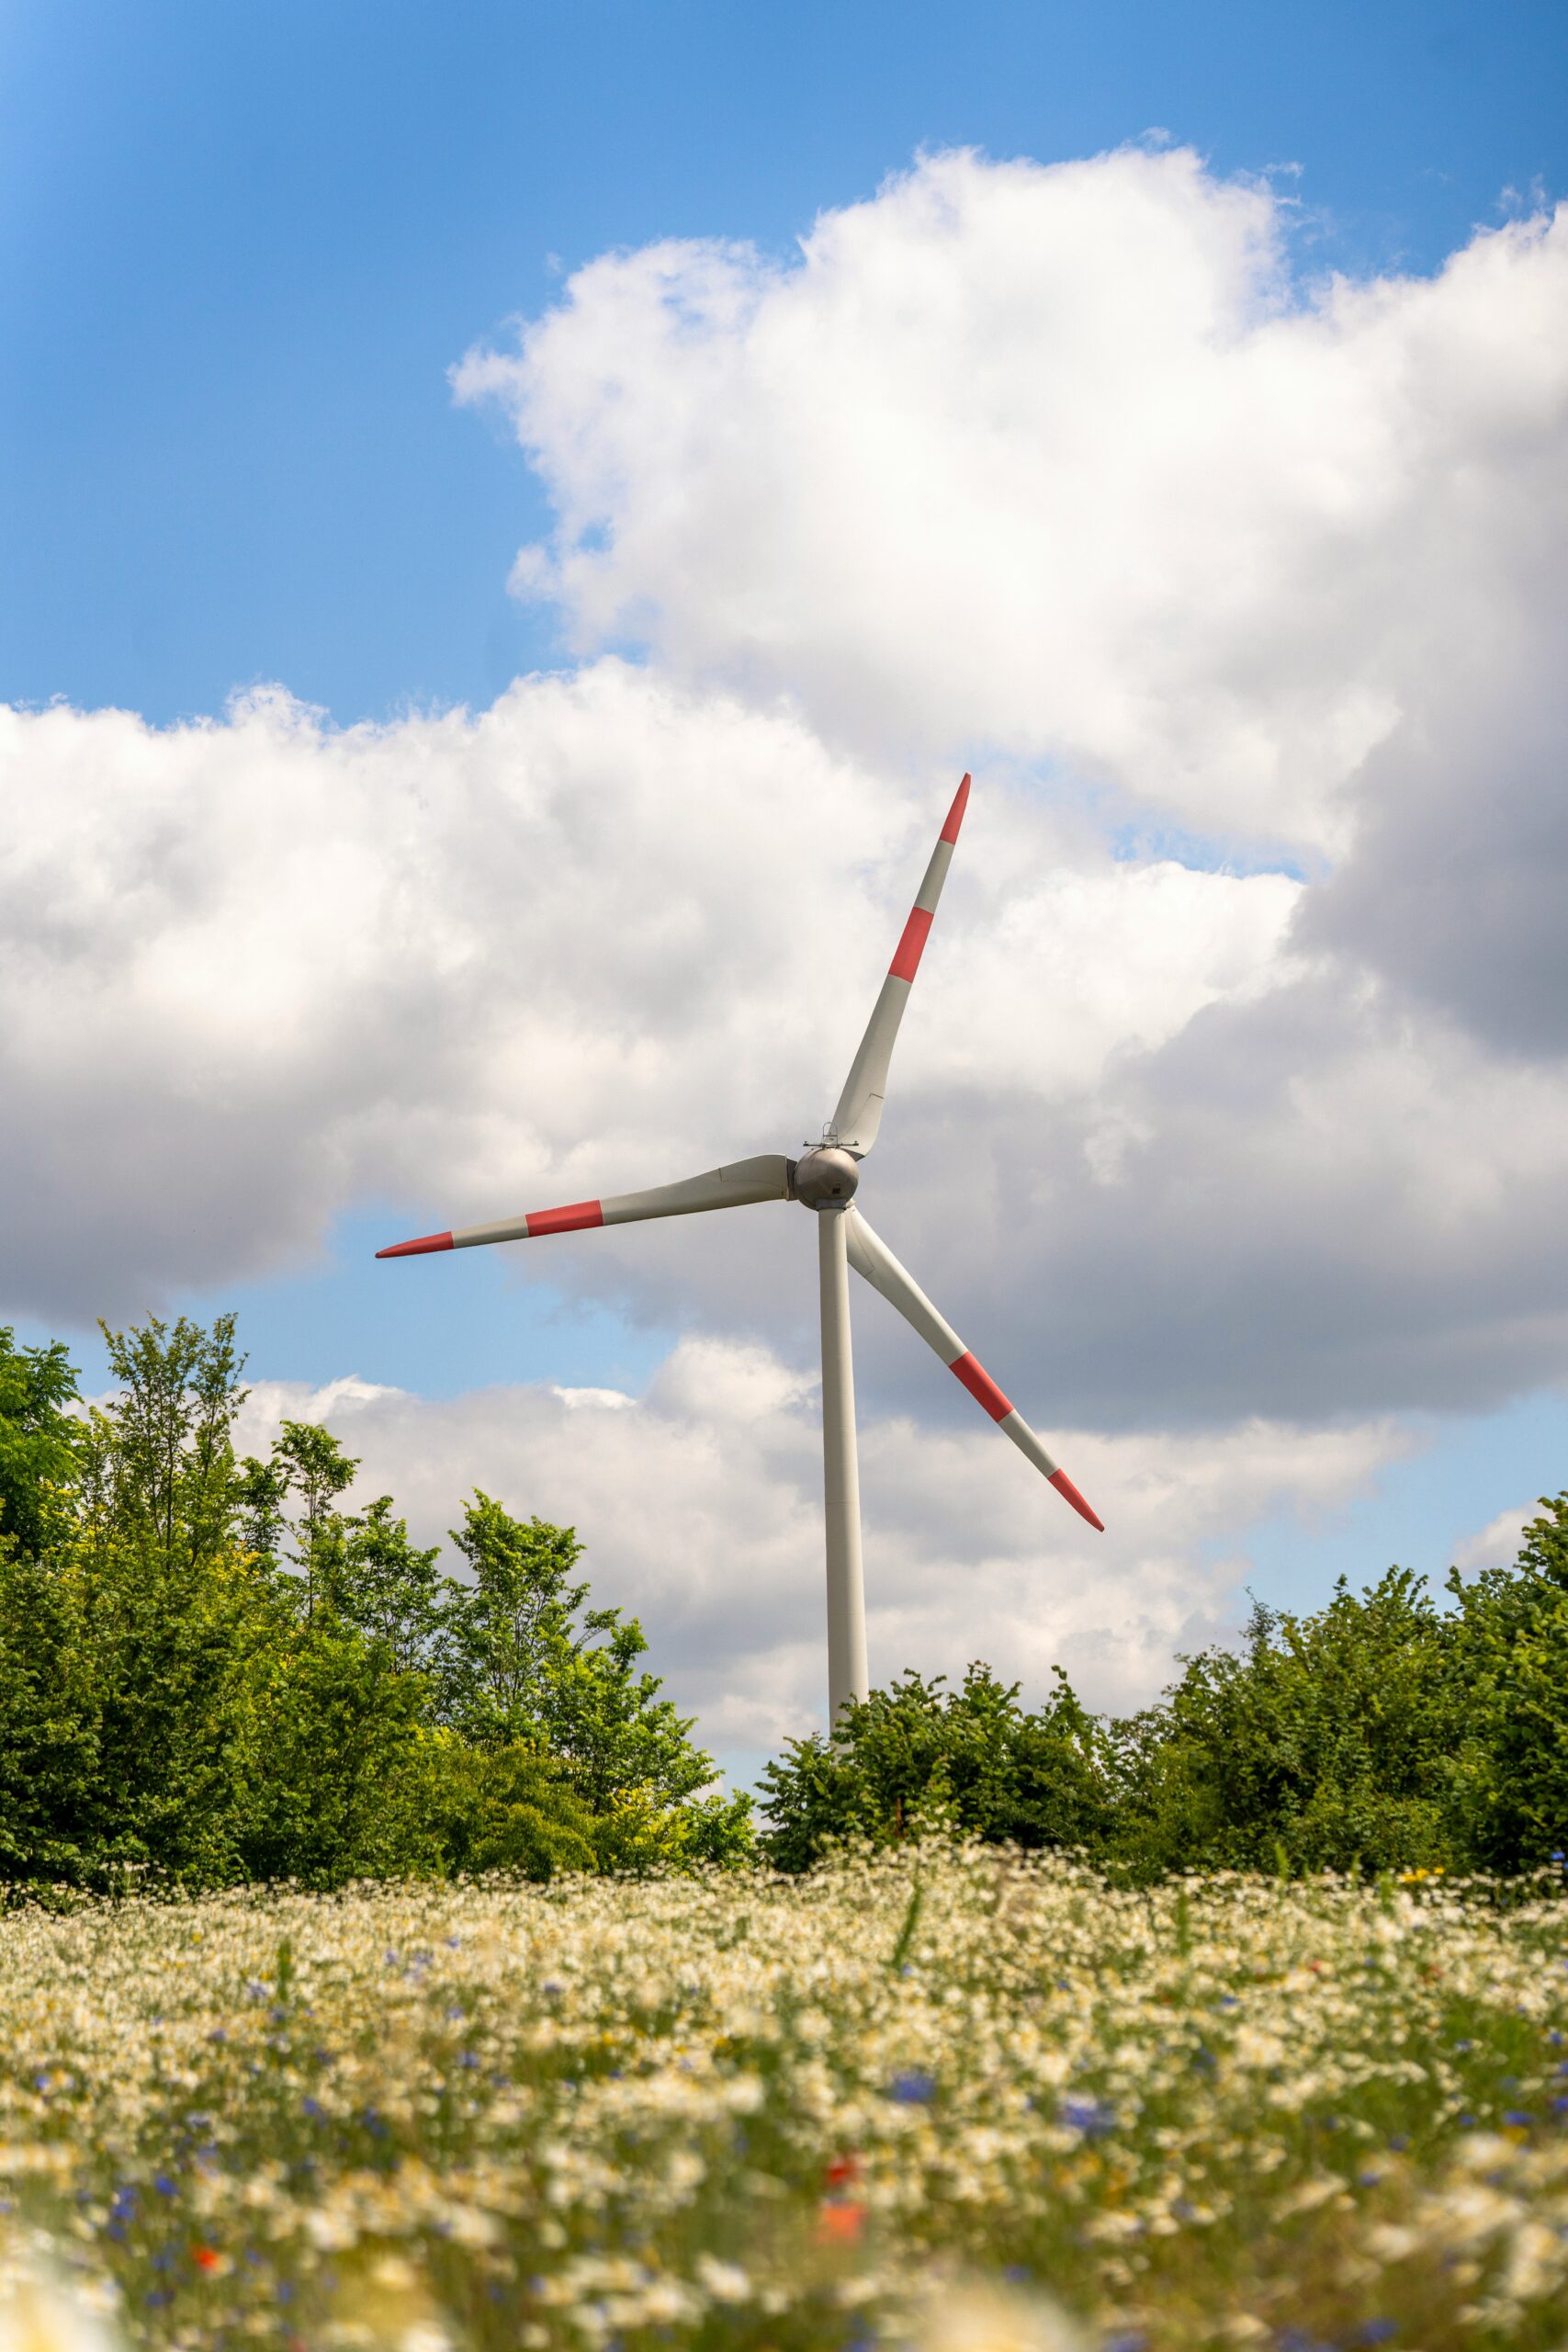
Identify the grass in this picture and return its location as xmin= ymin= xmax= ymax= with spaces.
xmin=2 ymin=1847 xmax=1567 ymax=2350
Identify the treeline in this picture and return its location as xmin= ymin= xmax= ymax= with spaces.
xmin=0 ymin=1317 xmax=750 ymax=1891
xmin=4 ymin=1313 xmax=1566 ymax=1890
xmin=761 ymin=1518 xmax=1568 ymax=1879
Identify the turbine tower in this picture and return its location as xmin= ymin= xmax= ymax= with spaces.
xmin=377 ymin=775 xmax=1103 ymax=1722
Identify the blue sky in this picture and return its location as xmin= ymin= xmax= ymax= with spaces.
xmin=5 ymin=0 xmax=1563 ymax=729
xmin=5 ymin=0 xmax=1567 ymax=1756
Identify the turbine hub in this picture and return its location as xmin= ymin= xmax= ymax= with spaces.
xmin=793 ymin=1146 xmax=860 ymax=1210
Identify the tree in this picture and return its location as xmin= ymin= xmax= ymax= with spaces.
xmin=760 ymin=1664 xmax=1115 ymax=1871
xmin=0 ymin=1309 xmax=751 ymax=1888
xmin=439 ymin=1496 xmax=588 ymax=1738
xmin=443 ymin=1492 xmax=744 ymax=1847
xmin=402 ymin=1738 xmax=600 ymax=1879
xmin=238 ymin=1419 xmax=358 ymax=1617
xmin=61 ymin=1314 xmax=267 ymax=1881
xmin=91 ymin=1313 xmax=248 ymax=1577
xmin=0 ymin=1542 xmax=101 ymax=1881
xmin=227 ymin=1609 xmax=438 ymax=1886
xmin=1110 ymin=1569 xmax=1462 ymax=1880
xmin=0 ymin=1327 xmax=83 ymax=1560
xmin=1448 ymin=1493 xmax=1568 ymax=1871
xmin=321 ymin=1495 xmax=448 ymax=1674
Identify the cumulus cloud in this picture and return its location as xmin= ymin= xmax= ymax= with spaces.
xmin=235 ymin=1337 xmax=1414 ymax=1741
xmin=1451 ymin=1501 xmax=1538 ymax=1577
xmin=456 ymin=144 xmax=1568 ymax=857
xmin=0 ymin=664 xmax=1292 ymax=1352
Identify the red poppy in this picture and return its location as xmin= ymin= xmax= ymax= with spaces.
xmin=816 ymin=2200 xmax=867 ymax=2245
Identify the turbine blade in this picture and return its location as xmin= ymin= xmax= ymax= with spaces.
xmin=829 ymin=773 xmax=969 ymax=1157
xmin=843 ymin=1205 xmax=1104 ymax=1532
xmin=377 ymin=1154 xmax=795 ymax=1259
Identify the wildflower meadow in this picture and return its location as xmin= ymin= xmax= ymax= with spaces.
xmin=4 ymin=1849 xmax=1568 ymax=2352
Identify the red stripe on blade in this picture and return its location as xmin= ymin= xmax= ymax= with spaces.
xmin=889 ymin=906 xmax=934 ymax=983
xmin=377 ymin=1231 xmax=454 ymax=1260
xmin=1049 ymin=1467 xmax=1104 ymax=1532
xmin=951 ymin=1350 xmax=1011 ymax=1422
xmin=940 ymin=773 xmax=971 ymax=844
xmin=525 ymin=1199 xmax=604 ymax=1238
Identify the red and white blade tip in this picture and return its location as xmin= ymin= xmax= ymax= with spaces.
xmin=1049 ymin=1466 xmax=1104 ymax=1532
xmin=376 ymin=1230 xmax=454 ymax=1260
xmin=942 ymin=773 xmax=971 ymax=843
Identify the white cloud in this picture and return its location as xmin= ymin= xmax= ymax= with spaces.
xmin=0 ymin=664 xmax=1291 ymax=1338
xmin=1451 ymin=1503 xmax=1535 ymax=1577
xmin=456 ymin=145 xmax=1568 ymax=855
xmin=234 ymin=1337 xmax=1415 ymax=1745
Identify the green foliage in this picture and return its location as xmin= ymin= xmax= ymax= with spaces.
xmin=91 ymin=1313 xmax=247 ymax=1576
xmin=760 ymin=1550 xmax=1568 ymax=1883
xmin=16 ymin=1302 xmax=1568 ymax=1896
xmin=444 ymin=1491 xmax=725 ymax=1820
xmin=0 ymin=1325 xmax=83 ymax=1558
xmin=760 ymin=1663 xmax=1116 ymax=1871
xmin=237 ymin=1417 xmax=357 ymax=1617
xmin=0 ymin=1310 xmax=748 ymax=1892
xmin=1447 ymin=1492 xmax=1568 ymax=1872
xmin=1111 ymin=1568 xmax=1463 ymax=1880
xmin=0 ymin=1546 xmax=100 ymax=1880
xmin=426 ymin=1739 xmax=600 ymax=1878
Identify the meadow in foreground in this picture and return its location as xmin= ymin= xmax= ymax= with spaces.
xmin=3 ymin=1849 xmax=1568 ymax=2352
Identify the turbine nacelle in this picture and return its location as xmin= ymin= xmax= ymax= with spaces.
xmin=791 ymin=1147 xmax=860 ymax=1211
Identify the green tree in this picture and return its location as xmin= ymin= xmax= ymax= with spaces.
xmin=321 ymin=1495 xmax=448 ymax=1673
xmin=0 ymin=1542 xmax=101 ymax=1882
xmin=1448 ymin=1493 xmax=1568 ymax=1871
xmin=238 ymin=1419 xmax=358 ymax=1617
xmin=1111 ymin=1569 xmax=1461 ymax=1880
xmin=91 ymin=1313 xmax=247 ymax=1577
xmin=401 ymin=1737 xmax=599 ymax=1879
xmin=443 ymin=1492 xmax=746 ymax=1852
xmin=62 ymin=1314 xmax=268 ymax=1881
xmin=228 ymin=1609 xmax=438 ymax=1886
xmin=760 ymin=1664 xmax=1115 ymax=1871
xmin=0 ymin=1328 xmax=83 ymax=1560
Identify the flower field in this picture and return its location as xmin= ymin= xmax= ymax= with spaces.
xmin=3 ymin=1850 xmax=1568 ymax=2352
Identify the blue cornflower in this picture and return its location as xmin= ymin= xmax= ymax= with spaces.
xmin=888 ymin=2068 xmax=936 ymax=2105
xmin=1061 ymin=2096 xmax=1114 ymax=2137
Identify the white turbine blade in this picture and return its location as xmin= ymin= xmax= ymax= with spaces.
xmin=829 ymin=773 xmax=970 ymax=1157
xmin=377 ymin=1154 xmax=795 ymax=1258
xmin=843 ymin=1205 xmax=1104 ymax=1532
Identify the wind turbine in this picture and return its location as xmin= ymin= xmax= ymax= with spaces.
xmin=377 ymin=775 xmax=1103 ymax=1722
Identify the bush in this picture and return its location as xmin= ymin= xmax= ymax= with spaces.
xmin=759 ymin=1663 xmax=1116 ymax=1871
